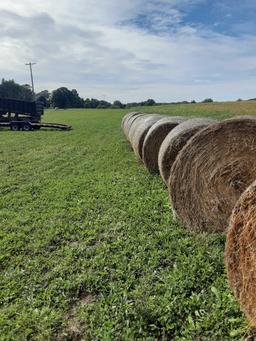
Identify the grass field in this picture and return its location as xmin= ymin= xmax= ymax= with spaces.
xmin=1 ymin=101 xmax=256 ymax=340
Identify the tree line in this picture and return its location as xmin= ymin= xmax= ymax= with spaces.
xmin=0 ymin=79 xmax=34 ymax=101
xmin=0 ymin=79 xmax=219 ymax=108
xmin=39 ymin=88 xmax=157 ymax=109
xmin=0 ymin=79 xmax=156 ymax=109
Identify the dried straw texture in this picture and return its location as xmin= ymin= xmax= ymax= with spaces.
xmin=169 ymin=117 xmax=256 ymax=233
xmin=122 ymin=112 xmax=142 ymax=137
xmin=159 ymin=118 xmax=217 ymax=185
xmin=128 ymin=114 xmax=160 ymax=144
xmin=123 ymin=113 xmax=146 ymax=139
xmin=142 ymin=116 xmax=186 ymax=173
xmin=130 ymin=114 xmax=166 ymax=159
xmin=225 ymin=180 xmax=256 ymax=327
xmin=121 ymin=112 xmax=140 ymax=129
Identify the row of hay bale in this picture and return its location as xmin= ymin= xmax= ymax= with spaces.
xmin=122 ymin=111 xmax=256 ymax=327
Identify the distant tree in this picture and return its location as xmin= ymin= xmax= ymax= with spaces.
xmin=51 ymin=87 xmax=84 ymax=108
xmin=97 ymin=100 xmax=111 ymax=109
xmin=125 ymin=99 xmax=156 ymax=108
xmin=51 ymin=87 xmax=73 ymax=108
xmin=90 ymin=98 xmax=100 ymax=108
xmin=22 ymin=84 xmax=32 ymax=92
xmin=112 ymin=100 xmax=125 ymax=109
xmin=84 ymin=98 xmax=92 ymax=108
xmin=126 ymin=102 xmax=137 ymax=108
xmin=237 ymin=98 xmax=243 ymax=102
xmin=202 ymin=98 xmax=214 ymax=103
xmin=36 ymin=90 xmax=50 ymax=107
xmin=71 ymin=89 xmax=84 ymax=107
xmin=0 ymin=79 xmax=34 ymax=101
xmin=145 ymin=98 xmax=156 ymax=106
xmin=191 ymin=100 xmax=196 ymax=104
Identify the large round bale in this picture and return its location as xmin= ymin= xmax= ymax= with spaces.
xmin=142 ymin=116 xmax=187 ymax=173
xmin=159 ymin=118 xmax=217 ymax=185
xmin=225 ymin=180 xmax=256 ymax=327
xmin=121 ymin=112 xmax=142 ymax=133
xmin=121 ymin=112 xmax=140 ymax=128
xmin=123 ymin=112 xmax=146 ymax=139
xmin=128 ymin=114 xmax=160 ymax=144
xmin=130 ymin=114 xmax=166 ymax=159
xmin=169 ymin=117 xmax=256 ymax=233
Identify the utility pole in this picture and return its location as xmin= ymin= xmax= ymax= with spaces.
xmin=25 ymin=62 xmax=36 ymax=96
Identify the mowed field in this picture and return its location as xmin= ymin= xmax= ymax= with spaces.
xmin=1 ymin=101 xmax=256 ymax=340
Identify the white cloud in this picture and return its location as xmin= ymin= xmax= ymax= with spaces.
xmin=0 ymin=0 xmax=255 ymax=102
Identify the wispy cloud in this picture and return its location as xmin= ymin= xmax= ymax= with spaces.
xmin=0 ymin=0 xmax=256 ymax=102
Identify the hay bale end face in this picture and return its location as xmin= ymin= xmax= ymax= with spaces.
xmin=169 ymin=117 xmax=256 ymax=233
xmin=130 ymin=114 xmax=166 ymax=159
xmin=128 ymin=114 xmax=153 ymax=143
xmin=142 ymin=116 xmax=187 ymax=173
xmin=123 ymin=113 xmax=145 ymax=139
xmin=121 ymin=112 xmax=141 ymax=129
xmin=159 ymin=118 xmax=216 ymax=185
xmin=225 ymin=180 xmax=256 ymax=327
xmin=122 ymin=112 xmax=144 ymax=137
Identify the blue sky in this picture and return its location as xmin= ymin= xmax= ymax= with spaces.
xmin=125 ymin=0 xmax=256 ymax=36
xmin=0 ymin=0 xmax=256 ymax=102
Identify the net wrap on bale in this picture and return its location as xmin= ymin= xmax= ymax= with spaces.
xmin=169 ymin=117 xmax=256 ymax=233
xmin=121 ymin=112 xmax=140 ymax=129
xmin=129 ymin=114 xmax=166 ymax=159
xmin=225 ymin=180 xmax=256 ymax=327
xmin=123 ymin=113 xmax=145 ymax=139
xmin=159 ymin=118 xmax=216 ymax=185
xmin=142 ymin=116 xmax=186 ymax=173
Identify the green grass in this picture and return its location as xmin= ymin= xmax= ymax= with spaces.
xmin=1 ymin=103 xmax=256 ymax=340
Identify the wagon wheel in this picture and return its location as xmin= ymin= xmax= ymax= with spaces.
xmin=22 ymin=123 xmax=32 ymax=131
xmin=10 ymin=123 xmax=20 ymax=131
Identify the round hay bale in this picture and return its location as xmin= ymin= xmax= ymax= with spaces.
xmin=122 ymin=112 xmax=143 ymax=137
xmin=130 ymin=114 xmax=166 ymax=159
xmin=159 ymin=118 xmax=217 ymax=185
xmin=142 ymin=116 xmax=187 ymax=173
xmin=128 ymin=114 xmax=161 ymax=144
xmin=225 ymin=180 xmax=256 ymax=327
xmin=169 ymin=117 xmax=256 ymax=233
xmin=123 ymin=112 xmax=146 ymax=139
xmin=121 ymin=112 xmax=141 ymax=129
